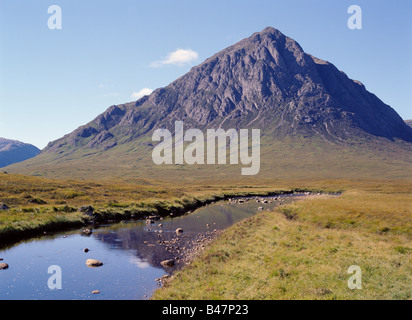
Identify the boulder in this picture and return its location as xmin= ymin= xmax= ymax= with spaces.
xmin=79 ymin=206 xmax=94 ymax=216
xmin=175 ymin=228 xmax=184 ymax=234
xmin=0 ymin=263 xmax=9 ymax=270
xmin=28 ymin=198 xmax=47 ymax=205
xmin=0 ymin=204 xmax=10 ymax=210
xmin=86 ymin=259 xmax=103 ymax=267
xmin=155 ymin=274 xmax=171 ymax=285
xmin=82 ymin=228 xmax=93 ymax=235
xmin=160 ymin=259 xmax=175 ymax=268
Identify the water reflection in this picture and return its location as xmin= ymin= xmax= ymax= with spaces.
xmin=0 ymin=194 xmax=302 ymax=300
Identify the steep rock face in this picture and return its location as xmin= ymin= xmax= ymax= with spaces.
xmin=0 ymin=138 xmax=40 ymax=168
xmin=42 ymin=27 xmax=412 ymax=157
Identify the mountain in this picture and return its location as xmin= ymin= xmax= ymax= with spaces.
xmin=406 ymin=120 xmax=412 ymax=128
xmin=0 ymin=138 xmax=40 ymax=168
xmin=44 ymin=27 xmax=412 ymax=151
xmin=4 ymin=27 xmax=412 ymax=180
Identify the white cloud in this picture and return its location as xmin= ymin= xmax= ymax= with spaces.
xmin=151 ymin=49 xmax=199 ymax=67
xmin=129 ymin=256 xmax=150 ymax=269
xmin=131 ymin=88 xmax=153 ymax=100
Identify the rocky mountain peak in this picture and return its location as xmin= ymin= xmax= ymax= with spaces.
xmin=43 ymin=27 xmax=412 ymax=156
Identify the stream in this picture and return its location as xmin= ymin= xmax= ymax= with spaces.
xmin=0 ymin=194 xmax=307 ymax=300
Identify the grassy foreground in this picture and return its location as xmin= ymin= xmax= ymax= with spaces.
xmin=1 ymin=172 xmax=411 ymax=299
xmin=153 ymin=181 xmax=412 ymax=300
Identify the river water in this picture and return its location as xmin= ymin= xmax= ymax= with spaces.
xmin=0 ymin=194 xmax=304 ymax=300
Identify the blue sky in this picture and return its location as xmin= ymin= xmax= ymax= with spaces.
xmin=0 ymin=0 xmax=411 ymax=149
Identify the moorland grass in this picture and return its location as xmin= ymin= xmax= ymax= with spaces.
xmin=0 ymin=173 xmax=306 ymax=242
xmin=152 ymin=181 xmax=412 ymax=300
xmin=1 ymin=172 xmax=411 ymax=299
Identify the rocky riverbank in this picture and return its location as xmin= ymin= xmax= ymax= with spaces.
xmin=154 ymin=193 xmax=326 ymax=287
xmin=0 ymin=189 xmax=307 ymax=247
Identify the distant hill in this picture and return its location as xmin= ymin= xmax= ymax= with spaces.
xmin=405 ymin=120 xmax=412 ymax=128
xmin=4 ymin=27 xmax=412 ymax=180
xmin=0 ymin=138 xmax=40 ymax=168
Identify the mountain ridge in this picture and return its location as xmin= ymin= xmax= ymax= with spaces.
xmin=4 ymin=27 xmax=412 ymax=180
xmin=0 ymin=138 xmax=40 ymax=168
xmin=43 ymin=27 xmax=412 ymax=156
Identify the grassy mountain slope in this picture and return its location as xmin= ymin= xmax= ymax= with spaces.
xmin=4 ymin=134 xmax=412 ymax=181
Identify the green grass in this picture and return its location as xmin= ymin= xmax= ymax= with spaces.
xmin=1 ymin=172 xmax=411 ymax=299
xmin=4 ymin=134 xmax=412 ymax=181
xmin=152 ymin=182 xmax=412 ymax=300
xmin=0 ymin=172 xmax=305 ymax=241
